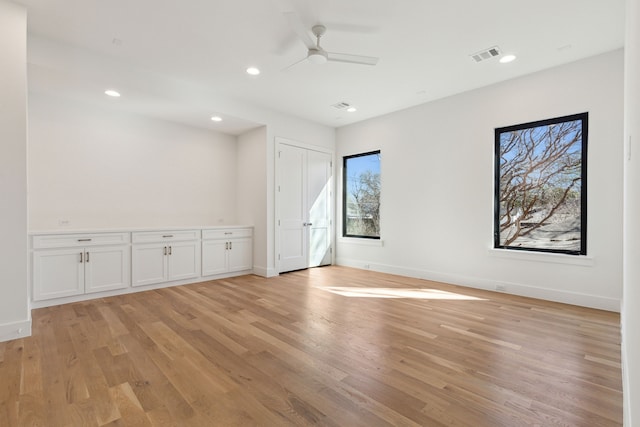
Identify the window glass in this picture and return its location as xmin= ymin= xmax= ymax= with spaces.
xmin=343 ymin=151 xmax=381 ymax=238
xmin=494 ymin=113 xmax=588 ymax=255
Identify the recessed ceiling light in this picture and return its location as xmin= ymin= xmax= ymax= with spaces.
xmin=499 ymin=55 xmax=516 ymax=64
xmin=246 ymin=67 xmax=260 ymax=76
xmin=211 ymin=116 xmax=223 ymax=122
xmin=104 ymin=89 xmax=121 ymax=97
xmin=346 ymin=107 xmax=357 ymax=113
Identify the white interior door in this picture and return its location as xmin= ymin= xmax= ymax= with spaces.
xmin=279 ymin=144 xmax=308 ymax=272
xmin=278 ymin=142 xmax=332 ymax=273
xmin=308 ymin=150 xmax=332 ymax=267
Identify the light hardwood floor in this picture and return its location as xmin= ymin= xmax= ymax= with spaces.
xmin=0 ymin=266 xmax=622 ymax=426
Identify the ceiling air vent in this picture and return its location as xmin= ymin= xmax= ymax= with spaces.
xmin=332 ymin=102 xmax=352 ymax=110
xmin=470 ymin=46 xmax=501 ymax=63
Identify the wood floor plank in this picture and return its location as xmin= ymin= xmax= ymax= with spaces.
xmin=15 ymin=393 xmax=47 ymax=426
xmin=19 ymin=337 xmax=42 ymax=397
xmin=115 ymin=332 xmax=197 ymax=422
xmin=67 ymin=322 xmax=121 ymax=426
xmin=109 ymin=382 xmax=151 ymax=427
xmin=0 ymin=266 xmax=623 ymax=426
xmin=0 ymin=340 xmax=23 ymax=405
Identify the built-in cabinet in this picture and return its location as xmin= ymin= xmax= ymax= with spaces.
xmin=32 ymin=233 xmax=130 ymax=301
xmin=30 ymin=226 xmax=253 ymax=306
xmin=131 ymin=230 xmax=201 ymax=287
xmin=202 ymin=228 xmax=253 ymax=276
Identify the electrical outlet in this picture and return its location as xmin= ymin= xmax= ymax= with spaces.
xmin=363 ymin=264 xmax=370 ymax=269
xmin=58 ymin=219 xmax=70 ymax=226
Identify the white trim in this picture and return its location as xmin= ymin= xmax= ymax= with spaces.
xmin=30 ymin=270 xmax=254 ymax=309
xmin=29 ymin=224 xmax=254 ymax=236
xmin=338 ymin=237 xmax=384 ymax=247
xmin=623 ymin=355 xmax=632 ymax=427
xmin=253 ymin=265 xmax=278 ymax=278
xmin=275 ymin=136 xmax=334 ymax=155
xmin=621 ymin=298 xmax=631 ymax=427
xmin=336 ymin=257 xmax=620 ymax=312
xmin=0 ymin=319 xmax=32 ymax=343
xmin=487 ymin=248 xmax=595 ymax=266
xmin=274 ymin=137 xmax=335 ymax=274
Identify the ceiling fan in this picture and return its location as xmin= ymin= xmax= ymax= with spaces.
xmin=283 ymin=12 xmax=379 ymax=69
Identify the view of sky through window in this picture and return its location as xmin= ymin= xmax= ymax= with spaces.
xmin=495 ymin=113 xmax=587 ymax=255
xmin=343 ymin=151 xmax=381 ymax=238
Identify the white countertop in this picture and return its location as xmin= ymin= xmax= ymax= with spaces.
xmin=29 ymin=225 xmax=254 ymax=236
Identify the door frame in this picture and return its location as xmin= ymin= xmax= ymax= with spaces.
xmin=274 ymin=137 xmax=335 ymax=274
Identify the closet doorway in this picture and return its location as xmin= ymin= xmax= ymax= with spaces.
xmin=276 ymin=140 xmax=333 ymax=273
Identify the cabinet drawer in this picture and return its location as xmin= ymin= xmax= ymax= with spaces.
xmin=132 ymin=230 xmax=199 ymax=243
xmin=32 ymin=232 xmax=130 ymax=249
xmin=202 ymin=228 xmax=253 ymax=240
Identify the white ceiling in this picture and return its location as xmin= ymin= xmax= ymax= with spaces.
xmin=16 ymin=0 xmax=625 ymax=135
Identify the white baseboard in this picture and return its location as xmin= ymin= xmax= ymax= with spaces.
xmin=31 ymin=269 xmax=255 ymax=309
xmin=252 ymin=265 xmax=278 ymax=278
xmin=336 ymin=257 xmax=620 ymax=312
xmin=0 ymin=319 xmax=32 ymax=343
xmin=621 ymin=300 xmax=632 ymax=427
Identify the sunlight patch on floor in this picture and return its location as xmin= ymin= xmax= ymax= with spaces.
xmin=316 ymin=286 xmax=486 ymax=300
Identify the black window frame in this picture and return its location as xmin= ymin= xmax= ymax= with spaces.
xmin=494 ymin=112 xmax=588 ymax=255
xmin=343 ymin=150 xmax=381 ymax=239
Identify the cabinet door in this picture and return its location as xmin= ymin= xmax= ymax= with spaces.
xmin=85 ymin=245 xmax=131 ymax=293
xmin=167 ymin=241 xmax=200 ymax=281
xmin=227 ymin=238 xmax=253 ymax=272
xmin=202 ymin=240 xmax=228 ymax=276
xmin=33 ymin=248 xmax=84 ymax=301
xmin=132 ymin=243 xmax=166 ymax=287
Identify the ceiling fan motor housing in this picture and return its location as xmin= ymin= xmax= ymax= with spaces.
xmin=308 ymin=48 xmax=328 ymax=64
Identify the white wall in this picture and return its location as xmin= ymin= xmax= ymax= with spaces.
xmin=237 ymin=126 xmax=268 ymax=275
xmin=0 ymin=1 xmax=30 ymax=342
xmin=26 ymin=36 xmax=337 ymax=277
xmin=336 ymin=50 xmax=624 ymax=311
xmin=623 ymin=0 xmax=639 ymax=424
xmin=237 ymin=121 xmax=335 ymax=278
xmin=28 ymin=93 xmax=238 ymax=230
xmin=26 ymin=91 xmax=335 ymax=279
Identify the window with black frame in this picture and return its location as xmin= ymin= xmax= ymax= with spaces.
xmin=343 ymin=151 xmax=381 ymax=239
xmin=494 ymin=113 xmax=588 ymax=255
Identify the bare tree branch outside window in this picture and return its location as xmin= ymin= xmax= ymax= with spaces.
xmin=343 ymin=151 xmax=381 ymax=238
xmin=494 ymin=113 xmax=588 ymax=255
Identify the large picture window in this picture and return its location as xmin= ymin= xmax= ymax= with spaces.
xmin=343 ymin=151 xmax=381 ymax=239
xmin=494 ymin=113 xmax=588 ymax=255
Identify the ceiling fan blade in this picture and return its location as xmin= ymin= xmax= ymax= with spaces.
xmin=281 ymin=56 xmax=309 ymax=71
xmin=323 ymin=22 xmax=379 ymax=34
xmin=327 ymin=52 xmax=379 ymax=66
xmin=283 ymin=11 xmax=316 ymax=49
